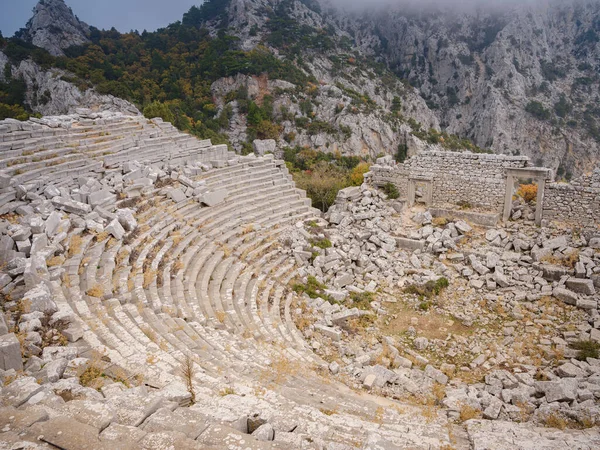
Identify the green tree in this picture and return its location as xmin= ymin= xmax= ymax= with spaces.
xmin=143 ymin=101 xmax=175 ymax=123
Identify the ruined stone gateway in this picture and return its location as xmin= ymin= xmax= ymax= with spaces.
xmin=0 ymin=112 xmax=599 ymax=449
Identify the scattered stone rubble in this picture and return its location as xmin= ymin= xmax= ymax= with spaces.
xmin=283 ymin=181 xmax=600 ymax=440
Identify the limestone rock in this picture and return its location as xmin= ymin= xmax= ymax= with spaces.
xmin=0 ymin=334 xmax=23 ymax=371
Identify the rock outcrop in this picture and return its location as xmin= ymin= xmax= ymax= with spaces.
xmin=0 ymin=52 xmax=139 ymax=116
xmin=16 ymin=0 xmax=90 ymax=56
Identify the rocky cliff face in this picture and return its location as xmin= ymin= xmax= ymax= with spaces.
xmin=344 ymin=0 xmax=600 ymax=175
xmin=0 ymin=51 xmax=139 ymax=116
xmin=16 ymin=0 xmax=90 ymax=56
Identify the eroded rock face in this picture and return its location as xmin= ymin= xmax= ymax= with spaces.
xmin=348 ymin=1 xmax=600 ymax=175
xmin=17 ymin=0 xmax=90 ymax=57
xmin=0 ymin=54 xmax=139 ymax=116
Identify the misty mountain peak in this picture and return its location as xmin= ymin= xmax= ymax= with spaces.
xmin=18 ymin=0 xmax=90 ymax=56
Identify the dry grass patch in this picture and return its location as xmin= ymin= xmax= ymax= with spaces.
xmin=142 ymin=269 xmax=157 ymax=289
xmin=86 ymin=284 xmax=104 ymax=298
xmin=458 ymin=403 xmax=482 ymax=423
xmin=47 ymin=255 xmax=65 ymax=267
xmin=68 ymin=235 xmax=83 ymax=257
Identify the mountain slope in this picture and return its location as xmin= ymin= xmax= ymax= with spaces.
xmin=345 ymin=0 xmax=600 ymax=176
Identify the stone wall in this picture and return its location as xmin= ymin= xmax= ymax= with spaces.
xmin=543 ymin=169 xmax=600 ymax=232
xmin=371 ymin=151 xmax=529 ymax=212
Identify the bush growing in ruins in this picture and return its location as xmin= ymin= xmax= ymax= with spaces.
xmin=349 ymin=291 xmax=374 ymax=310
xmin=310 ymin=237 xmax=332 ymax=249
xmin=404 ymin=277 xmax=449 ymax=300
xmin=294 ymin=161 xmax=348 ymax=212
xmin=382 ymin=182 xmax=400 ymax=199
xmin=572 ymin=340 xmax=600 ymax=360
xmin=293 ymin=275 xmax=335 ymax=303
xmin=517 ymin=183 xmax=538 ymax=203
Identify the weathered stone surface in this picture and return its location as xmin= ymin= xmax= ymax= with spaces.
xmin=51 ymin=196 xmax=92 ymax=215
xmin=0 ymin=333 xmax=23 ymax=371
xmin=555 ymin=362 xmax=585 ymax=378
xmin=0 ymin=377 xmax=44 ymax=407
xmin=142 ymin=407 xmax=208 ymax=439
xmin=199 ymin=188 xmax=228 ymax=207
xmin=467 ymin=419 xmax=600 ymax=450
xmin=543 ymin=236 xmax=568 ymax=250
xmin=252 ymin=139 xmax=276 ymax=156
xmin=314 ymin=324 xmax=341 ymax=341
xmin=565 ymin=278 xmax=596 ymax=295
xmin=553 ymin=287 xmax=578 ymax=306
xmin=105 ymin=218 xmax=125 ymax=240
xmin=535 ymin=380 xmax=577 ymax=402
xmin=251 ymin=422 xmax=274 ymax=441
xmin=23 ymin=284 xmax=57 ymax=314
xmin=168 ymin=188 xmax=187 ymax=203
xmin=31 ymin=416 xmax=104 ymax=450
xmin=61 ymin=399 xmax=115 ymax=431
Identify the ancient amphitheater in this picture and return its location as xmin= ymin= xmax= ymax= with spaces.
xmin=0 ymin=111 xmax=599 ymax=449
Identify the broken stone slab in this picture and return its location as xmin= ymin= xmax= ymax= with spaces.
xmin=168 ymin=188 xmax=187 ymax=203
xmin=483 ymin=396 xmax=504 ymax=420
xmin=331 ymin=308 xmax=362 ymax=325
xmin=141 ymin=407 xmax=209 ymax=439
xmin=44 ymin=211 xmax=62 ymax=237
xmin=106 ymin=218 xmax=125 ymax=240
xmin=424 ymin=365 xmax=449 ymax=385
xmin=337 ymin=186 xmax=362 ymax=201
xmin=106 ymin=392 xmax=168 ymax=427
xmin=454 ymin=220 xmax=472 ymax=234
xmin=251 ymin=422 xmax=275 ymax=441
xmin=552 ymin=287 xmax=579 ymax=306
xmin=0 ymin=376 xmax=44 ymax=407
xmin=22 ymin=284 xmax=57 ymax=315
xmin=565 ymin=278 xmax=596 ymax=296
xmin=0 ymin=333 xmax=23 ymax=371
xmin=314 ymin=324 xmax=341 ymax=341
xmin=493 ymin=270 xmax=511 ymax=288
xmin=30 ymin=416 xmax=105 ymax=450
xmin=555 ymin=362 xmax=586 ymax=378
xmin=0 ymin=172 xmax=11 ymax=189
xmin=51 ymin=196 xmax=92 ymax=215
xmin=60 ymin=399 xmax=116 ymax=431
xmin=116 ymin=208 xmax=137 ymax=232
xmin=199 ymin=188 xmax=227 ymax=207
xmin=534 ymin=379 xmax=577 ymax=403
xmin=541 ymin=264 xmax=569 ymax=281
xmin=543 ymin=236 xmax=568 ymax=250
xmin=577 ymin=299 xmax=598 ymax=310
xmin=41 ymin=357 xmax=68 ymax=383
xmin=531 ymin=246 xmax=553 ymax=262
xmin=88 ymin=189 xmax=116 ymax=207
xmin=321 ymin=289 xmax=345 ymax=302
xmin=468 ymin=254 xmax=490 ymax=276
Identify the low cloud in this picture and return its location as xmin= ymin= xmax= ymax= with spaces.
xmin=324 ymin=0 xmax=546 ymax=13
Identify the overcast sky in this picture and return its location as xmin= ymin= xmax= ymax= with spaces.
xmin=0 ymin=0 xmax=202 ymax=37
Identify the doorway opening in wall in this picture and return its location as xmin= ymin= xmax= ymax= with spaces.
xmin=408 ymin=177 xmax=433 ymax=207
xmin=503 ymin=168 xmax=548 ymax=226
xmin=414 ymin=180 xmax=430 ymax=205
xmin=510 ymin=177 xmax=538 ymax=222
